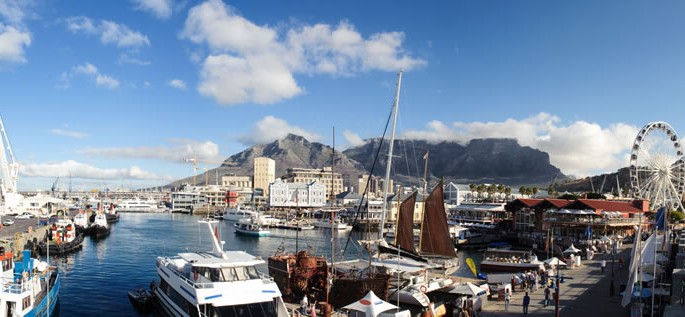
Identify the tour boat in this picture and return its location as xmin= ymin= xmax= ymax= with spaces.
xmin=152 ymin=219 xmax=289 ymax=316
xmin=234 ymin=218 xmax=270 ymax=237
xmin=0 ymin=249 xmax=60 ymax=317
xmin=221 ymin=205 xmax=259 ymax=222
xmin=479 ymin=249 xmax=545 ymax=272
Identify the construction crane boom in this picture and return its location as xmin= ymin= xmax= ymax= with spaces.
xmin=183 ymin=156 xmax=225 ymax=186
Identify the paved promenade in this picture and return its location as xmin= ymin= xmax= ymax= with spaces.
xmin=481 ymin=247 xmax=632 ymax=317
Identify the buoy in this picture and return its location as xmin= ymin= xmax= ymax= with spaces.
xmin=420 ymin=285 xmax=427 ymax=293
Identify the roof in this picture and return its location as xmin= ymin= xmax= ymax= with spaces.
xmin=570 ymin=199 xmax=645 ymax=213
xmin=336 ymin=191 xmax=362 ymax=200
xmin=505 ymin=198 xmax=648 ymax=213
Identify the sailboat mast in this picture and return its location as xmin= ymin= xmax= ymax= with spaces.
xmin=379 ymin=70 xmax=402 ymax=239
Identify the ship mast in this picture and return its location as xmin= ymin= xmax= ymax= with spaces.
xmin=379 ymin=70 xmax=402 ymax=239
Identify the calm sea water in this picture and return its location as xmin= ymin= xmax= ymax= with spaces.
xmin=52 ymin=213 xmax=480 ymax=316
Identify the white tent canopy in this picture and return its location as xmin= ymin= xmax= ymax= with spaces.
xmin=447 ymin=282 xmax=487 ymax=297
xmin=544 ymin=257 xmax=567 ymax=266
xmin=564 ymin=244 xmax=581 ymax=254
xmin=342 ymin=291 xmax=398 ymax=317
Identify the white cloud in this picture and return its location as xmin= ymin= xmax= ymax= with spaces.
xmin=51 ymin=128 xmax=88 ymax=139
xmin=71 ymin=63 xmax=120 ymax=89
xmin=120 ymin=53 xmax=150 ymax=65
xmin=66 ymin=16 xmax=150 ymax=48
xmin=132 ymin=0 xmax=173 ymax=19
xmin=0 ymin=23 xmax=31 ymax=63
xmin=402 ymin=112 xmax=639 ymax=178
xmin=0 ymin=0 xmax=34 ymax=24
xmin=180 ymin=0 xmax=424 ymax=105
xmin=81 ymin=139 xmax=223 ymax=164
xmin=343 ymin=130 xmax=366 ymax=148
xmin=20 ymin=160 xmax=168 ymax=180
xmin=239 ymin=116 xmax=322 ymax=145
xmin=168 ymin=79 xmax=186 ymax=89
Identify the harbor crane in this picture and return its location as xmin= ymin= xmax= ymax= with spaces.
xmin=183 ymin=156 xmax=225 ymax=186
xmin=0 ymin=115 xmax=23 ymax=214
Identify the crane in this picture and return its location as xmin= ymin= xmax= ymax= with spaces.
xmin=0 ymin=115 xmax=23 ymax=213
xmin=183 ymin=156 xmax=225 ymax=186
xmin=51 ymin=176 xmax=60 ymax=197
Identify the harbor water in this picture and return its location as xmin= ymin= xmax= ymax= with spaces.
xmin=52 ymin=213 xmax=481 ymax=316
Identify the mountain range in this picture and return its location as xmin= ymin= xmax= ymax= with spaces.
xmin=169 ymin=134 xmax=570 ymax=190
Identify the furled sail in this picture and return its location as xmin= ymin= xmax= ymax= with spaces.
xmin=419 ymin=179 xmax=457 ymax=257
xmin=394 ymin=191 xmax=417 ymax=253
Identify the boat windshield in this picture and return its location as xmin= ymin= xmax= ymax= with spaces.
xmin=196 ymin=265 xmax=260 ymax=282
xmin=202 ymin=300 xmax=278 ymax=317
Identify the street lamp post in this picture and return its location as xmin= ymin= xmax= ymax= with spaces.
xmin=555 ymin=275 xmax=560 ymax=317
xmin=610 ymin=240 xmax=616 ymax=296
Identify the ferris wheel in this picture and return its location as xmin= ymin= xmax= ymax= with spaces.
xmin=629 ymin=121 xmax=685 ymax=212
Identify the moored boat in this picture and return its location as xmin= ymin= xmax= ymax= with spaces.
xmin=128 ymin=286 xmax=153 ymax=313
xmin=234 ymin=218 xmax=269 ymax=237
xmin=479 ymin=248 xmax=545 ymax=272
xmin=221 ymin=205 xmax=259 ymax=222
xmin=90 ymin=212 xmax=111 ymax=239
xmin=152 ymin=218 xmax=289 ymax=316
xmin=0 ymin=249 xmax=60 ymax=316
xmin=38 ymin=219 xmax=84 ymax=255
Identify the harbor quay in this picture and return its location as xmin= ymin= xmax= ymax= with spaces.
xmin=0 ymin=216 xmax=50 ymax=257
xmin=480 ymin=247 xmax=632 ymax=317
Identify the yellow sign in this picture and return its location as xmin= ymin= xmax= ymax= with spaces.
xmin=466 ymin=257 xmax=477 ymax=277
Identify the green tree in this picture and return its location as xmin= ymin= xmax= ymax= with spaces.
xmin=505 ymin=187 xmax=512 ymax=200
xmin=669 ymin=210 xmax=685 ymax=223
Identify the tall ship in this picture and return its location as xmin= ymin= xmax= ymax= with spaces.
xmin=152 ymin=219 xmax=289 ymax=316
xmin=0 ymin=249 xmax=60 ymax=316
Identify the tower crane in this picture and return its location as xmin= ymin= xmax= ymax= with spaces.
xmin=183 ymin=156 xmax=225 ymax=186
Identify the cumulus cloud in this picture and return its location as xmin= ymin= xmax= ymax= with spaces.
xmin=402 ymin=112 xmax=639 ymax=177
xmin=132 ymin=0 xmax=174 ymax=19
xmin=20 ymin=160 xmax=168 ymax=180
xmin=81 ymin=139 xmax=223 ymax=164
xmin=168 ymin=79 xmax=186 ymax=89
xmin=71 ymin=63 xmax=120 ymax=89
xmin=0 ymin=23 xmax=31 ymax=63
xmin=343 ymin=130 xmax=366 ymax=148
xmin=66 ymin=16 xmax=150 ymax=48
xmin=51 ymin=128 xmax=88 ymax=139
xmin=0 ymin=0 xmax=34 ymax=24
xmin=239 ymin=116 xmax=322 ymax=145
xmin=180 ymin=0 xmax=424 ymax=106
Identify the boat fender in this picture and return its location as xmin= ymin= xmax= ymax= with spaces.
xmin=420 ymin=285 xmax=427 ymax=293
xmin=193 ymin=271 xmax=198 ymax=281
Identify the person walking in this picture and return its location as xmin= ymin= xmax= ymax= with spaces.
xmin=300 ymin=295 xmax=308 ymax=314
xmin=504 ymin=289 xmax=511 ymax=311
xmin=522 ymin=292 xmax=530 ymax=315
xmin=601 ymin=259 xmax=606 ymax=273
xmin=544 ymin=287 xmax=551 ymax=307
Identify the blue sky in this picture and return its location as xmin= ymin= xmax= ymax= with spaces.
xmin=2 ymin=0 xmax=685 ymax=191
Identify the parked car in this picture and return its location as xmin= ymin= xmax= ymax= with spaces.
xmin=15 ymin=214 xmax=31 ymax=219
xmin=2 ymin=219 xmax=15 ymax=226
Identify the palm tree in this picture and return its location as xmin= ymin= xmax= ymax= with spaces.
xmin=476 ymin=184 xmax=486 ymax=202
xmin=532 ymin=187 xmax=539 ymax=197
xmin=505 ymin=186 xmax=512 ymax=200
xmin=469 ymin=183 xmax=477 ymax=202
xmin=519 ymin=186 xmax=526 ymax=197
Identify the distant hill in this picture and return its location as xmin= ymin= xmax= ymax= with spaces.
xmin=554 ymin=167 xmax=631 ymax=195
xmin=168 ymin=135 xmax=568 ymax=189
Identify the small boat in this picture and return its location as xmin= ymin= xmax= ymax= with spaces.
xmin=234 ymin=218 xmax=270 ymax=237
xmin=128 ymin=286 xmax=153 ymax=313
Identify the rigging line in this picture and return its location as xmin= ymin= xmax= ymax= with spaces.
xmin=341 ymin=101 xmax=395 ymax=256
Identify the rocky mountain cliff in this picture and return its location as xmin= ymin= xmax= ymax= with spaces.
xmin=169 ymin=135 xmax=566 ymax=188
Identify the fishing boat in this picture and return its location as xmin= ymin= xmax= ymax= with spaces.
xmin=38 ymin=218 xmax=84 ymax=255
xmin=0 ymin=249 xmax=60 ymax=316
xmin=268 ymin=249 xmax=329 ymax=303
xmin=152 ymin=218 xmax=289 ymax=316
xmin=234 ymin=218 xmax=270 ymax=237
xmin=479 ymin=249 xmax=545 ymax=272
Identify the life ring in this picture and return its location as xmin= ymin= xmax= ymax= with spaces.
xmin=193 ymin=271 xmax=198 ymax=281
xmin=420 ymin=285 xmax=427 ymax=293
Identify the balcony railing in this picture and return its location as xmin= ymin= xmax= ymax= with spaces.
xmin=545 ymin=216 xmax=640 ymax=225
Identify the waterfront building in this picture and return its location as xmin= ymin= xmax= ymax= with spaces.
xmin=357 ymin=174 xmax=380 ymax=197
xmin=267 ymin=179 xmax=326 ymax=208
xmin=334 ymin=190 xmax=362 ymax=207
xmin=281 ymin=167 xmax=343 ymax=200
xmin=505 ymin=198 xmax=650 ymax=247
xmin=253 ymin=157 xmax=275 ymax=197
xmin=448 ymin=202 xmax=508 ymax=225
xmin=170 ymin=188 xmax=208 ymax=213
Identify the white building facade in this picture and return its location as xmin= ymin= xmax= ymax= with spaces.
xmin=268 ymin=179 xmax=326 ymax=208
